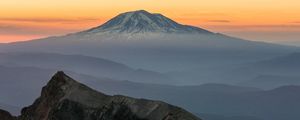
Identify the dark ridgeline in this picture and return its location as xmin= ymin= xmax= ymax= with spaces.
xmin=0 ymin=71 xmax=201 ymax=120
xmin=0 ymin=109 xmax=16 ymax=120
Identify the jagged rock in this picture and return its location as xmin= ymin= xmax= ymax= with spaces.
xmin=1 ymin=71 xmax=201 ymax=120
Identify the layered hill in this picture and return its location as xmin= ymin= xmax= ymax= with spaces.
xmin=0 ymin=52 xmax=170 ymax=84
xmin=227 ymin=52 xmax=300 ymax=89
xmin=0 ymin=66 xmax=299 ymax=120
xmin=0 ymin=71 xmax=201 ymax=120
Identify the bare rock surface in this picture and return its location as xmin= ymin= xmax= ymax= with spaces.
xmin=0 ymin=71 xmax=201 ymax=120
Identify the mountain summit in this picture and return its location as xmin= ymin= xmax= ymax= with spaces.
xmin=84 ymin=10 xmax=212 ymax=34
xmin=0 ymin=71 xmax=201 ymax=120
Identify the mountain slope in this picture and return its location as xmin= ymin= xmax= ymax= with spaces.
xmin=0 ymin=109 xmax=15 ymax=120
xmin=82 ymin=10 xmax=212 ymax=34
xmin=0 ymin=71 xmax=201 ymax=120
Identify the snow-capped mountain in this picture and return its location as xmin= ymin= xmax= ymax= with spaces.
xmin=82 ymin=10 xmax=212 ymax=34
xmin=0 ymin=10 xmax=298 ymax=75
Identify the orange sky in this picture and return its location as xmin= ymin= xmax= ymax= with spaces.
xmin=0 ymin=0 xmax=300 ymax=44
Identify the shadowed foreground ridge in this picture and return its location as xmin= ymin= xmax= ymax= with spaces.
xmin=0 ymin=71 xmax=201 ymax=120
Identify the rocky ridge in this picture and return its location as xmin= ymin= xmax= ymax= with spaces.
xmin=0 ymin=71 xmax=201 ymax=120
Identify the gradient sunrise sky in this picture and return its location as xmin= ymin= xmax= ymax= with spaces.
xmin=0 ymin=0 xmax=300 ymax=45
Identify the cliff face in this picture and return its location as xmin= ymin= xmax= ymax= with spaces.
xmin=0 ymin=71 xmax=201 ymax=120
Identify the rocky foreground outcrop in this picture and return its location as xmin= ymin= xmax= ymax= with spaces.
xmin=0 ymin=71 xmax=201 ymax=120
xmin=0 ymin=109 xmax=16 ymax=120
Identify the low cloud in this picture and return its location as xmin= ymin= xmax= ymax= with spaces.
xmin=201 ymin=24 xmax=300 ymax=33
xmin=0 ymin=17 xmax=100 ymax=23
xmin=0 ymin=17 xmax=102 ymax=35
xmin=0 ymin=25 xmax=17 ymax=29
xmin=205 ymin=24 xmax=300 ymax=29
xmin=181 ymin=12 xmax=226 ymax=17
xmin=0 ymin=24 xmax=82 ymax=36
xmin=292 ymin=21 xmax=300 ymax=23
xmin=207 ymin=20 xmax=231 ymax=23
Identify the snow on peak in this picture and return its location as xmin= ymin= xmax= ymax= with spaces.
xmin=83 ymin=10 xmax=213 ymax=34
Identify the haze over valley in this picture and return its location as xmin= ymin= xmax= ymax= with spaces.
xmin=0 ymin=9 xmax=300 ymax=120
